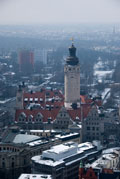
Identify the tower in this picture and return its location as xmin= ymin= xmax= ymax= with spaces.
xmin=18 ymin=49 xmax=34 ymax=74
xmin=16 ymin=82 xmax=26 ymax=109
xmin=64 ymin=43 xmax=80 ymax=108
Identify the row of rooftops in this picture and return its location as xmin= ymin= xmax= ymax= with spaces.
xmin=21 ymin=88 xmax=102 ymax=108
xmin=15 ymin=104 xmax=91 ymax=123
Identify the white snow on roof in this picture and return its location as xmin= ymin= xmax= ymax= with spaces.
xmin=101 ymin=88 xmax=110 ymax=100
xmin=30 ymin=130 xmax=50 ymax=133
xmin=32 ymin=142 xmax=96 ymax=167
xmin=24 ymin=98 xmax=28 ymax=101
xmin=55 ymin=133 xmax=79 ymax=139
xmin=18 ymin=174 xmax=52 ymax=179
xmin=32 ymin=155 xmax=64 ymax=167
xmin=13 ymin=134 xmax=40 ymax=144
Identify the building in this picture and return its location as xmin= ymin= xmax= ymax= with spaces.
xmin=31 ymin=141 xmax=102 ymax=179
xmin=0 ymin=128 xmax=53 ymax=179
xmin=82 ymin=104 xmax=120 ymax=145
xmin=82 ymin=104 xmax=105 ymax=143
xmin=15 ymin=44 xmax=102 ymax=134
xmin=79 ymin=148 xmax=120 ymax=179
xmin=34 ymin=49 xmax=48 ymax=65
xmin=18 ymin=50 xmax=34 ymax=74
xmin=64 ymin=43 xmax=80 ymax=109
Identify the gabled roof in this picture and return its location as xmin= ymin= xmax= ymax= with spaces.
xmin=68 ymin=104 xmax=91 ymax=121
xmin=15 ymin=108 xmax=61 ymax=123
xmin=15 ymin=104 xmax=92 ymax=123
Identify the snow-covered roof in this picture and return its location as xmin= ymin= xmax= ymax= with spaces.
xmin=30 ymin=130 xmax=51 ymax=133
xmin=18 ymin=174 xmax=52 ymax=179
xmin=32 ymin=142 xmax=97 ymax=167
xmin=55 ymin=133 xmax=79 ymax=139
xmin=13 ymin=134 xmax=40 ymax=144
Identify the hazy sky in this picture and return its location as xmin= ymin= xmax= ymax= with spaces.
xmin=0 ymin=0 xmax=120 ymax=25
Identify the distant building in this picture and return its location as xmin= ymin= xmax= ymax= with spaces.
xmin=18 ymin=50 xmax=34 ymax=74
xmin=34 ymin=49 xmax=48 ymax=65
xmin=31 ymin=141 xmax=101 ymax=179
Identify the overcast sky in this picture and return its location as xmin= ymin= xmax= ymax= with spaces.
xmin=0 ymin=0 xmax=120 ymax=25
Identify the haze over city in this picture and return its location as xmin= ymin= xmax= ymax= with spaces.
xmin=0 ymin=0 xmax=120 ymax=24
xmin=1 ymin=0 xmax=120 ymax=179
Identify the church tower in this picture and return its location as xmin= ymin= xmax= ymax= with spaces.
xmin=64 ymin=43 xmax=80 ymax=108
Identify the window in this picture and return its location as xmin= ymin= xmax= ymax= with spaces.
xmin=92 ymin=127 xmax=95 ymax=131
xmin=87 ymin=127 xmax=90 ymax=130
xmin=96 ymin=127 xmax=99 ymax=131
xmin=2 ymin=162 xmax=5 ymax=168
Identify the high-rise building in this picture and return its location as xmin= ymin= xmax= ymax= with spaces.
xmin=34 ymin=49 xmax=48 ymax=64
xmin=64 ymin=43 xmax=80 ymax=108
xmin=18 ymin=50 xmax=34 ymax=74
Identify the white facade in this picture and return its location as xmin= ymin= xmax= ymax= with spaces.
xmin=42 ymin=142 xmax=78 ymax=161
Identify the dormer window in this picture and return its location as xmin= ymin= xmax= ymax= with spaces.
xmin=24 ymin=98 xmax=28 ymax=103
xmin=34 ymin=98 xmax=38 ymax=103
xmin=35 ymin=112 xmax=43 ymax=123
xmin=48 ymin=117 xmax=52 ymax=124
xmin=28 ymin=115 xmax=33 ymax=122
xmin=30 ymin=98 xmax=33 ymax=103
xmin=19 ymin=112 xmax=26 ymax=122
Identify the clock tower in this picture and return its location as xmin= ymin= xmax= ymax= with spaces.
xmin=64 ymin=43 xmax=80 ymax=108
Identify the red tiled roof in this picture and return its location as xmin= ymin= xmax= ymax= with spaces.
xmin=23 ymin=89 xmax=64 ymax=108
xmin=15 ymin=108 xmax=61 ymax=123
xmin=80 ymin=95 xmax=102 ymax=106
xmin=68 ymin=104 xmax=91 ymax=121
xmin=15 ymin=104 xmax=92 ymax=123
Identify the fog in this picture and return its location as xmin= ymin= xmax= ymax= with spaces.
xmin=0 ymin=0 xmax=120 ymax=25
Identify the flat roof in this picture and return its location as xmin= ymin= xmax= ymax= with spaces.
xmin=32 ymin=142 xmax=96 ymax=167
xmin=18 ymin=174 xmax=52 ymax=179
xmin=13 ymin=134 xmax=40 ymax=144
